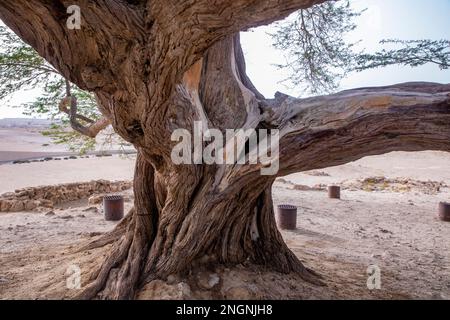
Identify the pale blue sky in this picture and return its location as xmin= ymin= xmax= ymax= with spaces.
xmin=241 ymin=0 xmax=450 ymax=98
xmin=1 ymin=0 xmax=449 ymax=118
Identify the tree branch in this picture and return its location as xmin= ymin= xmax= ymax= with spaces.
xmin=157 ymin=0 xmax=326 ymax=34
xmin=265 ymin=82 xmax=450 ymax=176
xmin=0 ymin=62 xmax=60 ymax=74
xmin=148 ymin=0 xmax=327 ymax=81
xmin=58 ymin=80 xmax=111 ymax=139
xmin=0 ymin=0 xmax=144 ymax=91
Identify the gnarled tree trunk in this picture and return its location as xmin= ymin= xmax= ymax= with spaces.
xmin=1 ymin=0 xmax=449 ymax=299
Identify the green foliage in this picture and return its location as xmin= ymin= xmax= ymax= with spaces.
xmin=0 ymin=25 xmax=106 ymax=154
xmin=270 ymin=1 xmax=363 ymax=95
xmin=355 ymin=39 xmax=450 ymax=71
xmin=270 ymin=2 xmax=449 ymax=95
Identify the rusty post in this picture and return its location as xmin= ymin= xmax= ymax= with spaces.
xmin=328 ymin=185 xmax=341 ymax=199
xmin=276 ymin=204 xmax=297 ymax=230
xmin=439 ymin=202 xmax=450 ymax=222
xmin=103 ymin=195 xmax=124 ymax=221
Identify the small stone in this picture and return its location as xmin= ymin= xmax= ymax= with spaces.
xmin=166 ymin=274 xmax=179 ymax=285
xmin=88 ymin=195 xmax=103 ymax=205
xmin=10 ymin=201 xmax=25 ymax=212
xmin=197 ymin=272 xmax=221 ymax=290
xmin=59 ymin=215 xmax=74 ymax=220
xmin=208 ymin=274 xmax=220 ymax=288
xmin=88 ymin=232 xmax=103 ymax=237
xmin=82 ymin=206 xmax=99 ymax=213
xmin=177 ymin=282 xmax=192 ymax=297
xmin=24 ymin=201 xmax=38 ymax=211
xmin=45 ymin=211 xmax=56 ymax=216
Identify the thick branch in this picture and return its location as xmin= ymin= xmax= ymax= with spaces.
xmin=146 ymin=0 xmax=327 ymax=90
xmin=268 ymin=82 xmax=450 ymax=176
xmin=155 ymin=0 xmax=325 ymax=37
xmin=0 ymin=0 xmax=144 ymax=91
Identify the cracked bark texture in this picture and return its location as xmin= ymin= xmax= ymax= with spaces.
xmin=1 ymin=1 xmax=450 ymax=299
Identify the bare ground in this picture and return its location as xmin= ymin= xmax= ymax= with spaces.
xmin=0 ymin=151 xmax=449 ymax=299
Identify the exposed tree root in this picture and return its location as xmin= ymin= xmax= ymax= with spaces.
xmin=75 ymin=183 xmax=324 ymax=300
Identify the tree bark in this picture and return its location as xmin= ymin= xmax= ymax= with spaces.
xmin=1 ymin=1 xmax=450 ymax=300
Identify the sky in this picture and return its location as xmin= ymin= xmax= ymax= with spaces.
xmin=1 ymin=0 xmax=450 ymax=119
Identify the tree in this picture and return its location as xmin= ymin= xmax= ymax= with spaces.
xmin=0 ymin=0 xmax=449 ymax=300
xmin=355 ymin=39 xmax=450 ymax=71
xmin=270 ymin=3 xmax=450 ymax=94
xmin=0 ymin=25 xmax=111 ymax=153
xmin=270 ymin=0 xmax=362 ymax=94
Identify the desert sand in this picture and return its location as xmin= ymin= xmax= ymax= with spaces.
xmin=0 ymin=123 xmax=449 ymax=299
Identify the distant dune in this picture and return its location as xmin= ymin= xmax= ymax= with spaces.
xmin=0 ymin=118 xmax=59 ymax=129
xmin=0 ymin=118 xmax=136 ymax=163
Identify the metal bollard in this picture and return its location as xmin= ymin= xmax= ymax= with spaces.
xmin=328 ymin=185 xmax=341 ymax=199
xmin=276 ymin=204 xmax=298 ymax=230
xmin=439 ymin=202 xmax=450 ymax=222
xmin=103 ymin=195 xmax=124 ymax=221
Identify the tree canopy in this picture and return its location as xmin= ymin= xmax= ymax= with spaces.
xmin=1 ymin=1 xmax=448 ymax=149
xmin=0 ymin=25 xmax=113 ymax=153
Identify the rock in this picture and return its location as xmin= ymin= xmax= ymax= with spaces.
xmin=1 ymin=192 xmax=15 ymax=198
xmin=77 ymin=214 xmax=86 ymax=218
xmin=39 ymin=200 xmax=54 ymax=208
xmin=10 ymin=201 xmax=25 ymax=212
xmin=178 ymin=282 xmax=192 ymax=297
xmin=82 ymin=206 xmax=99 ymax=213
xmin=88 ymin=195 xmax=104 ymax=205
xmin=88 ymin=232 xmax=103 ymax=237
xmin=197 ymin=272 xmax=221 ymax=290
xmin=208 ymin=274 xmax=220 ymax=288
xmin=45 ymin=211 xmax=56 ymax=216
xmin=0 ymin=180 xmax=132 ymax=212
xmin=166 ymin=274 xmax=180 ymax=285
xmin=59 ymin=215 xmax=74 ymax=220
xmin=4 ymin=201 xmax=15 ymax=212
xmin=24 ymin=201 xmax=38 ymax=211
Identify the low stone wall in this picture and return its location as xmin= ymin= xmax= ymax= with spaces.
xmin=0 ymin=180 xmax=132 ymax=212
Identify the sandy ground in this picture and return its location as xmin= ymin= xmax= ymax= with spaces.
xmin=0 ymin=128 xmax=65 ymax=153
xmin=0 ymin=156 xmax=135 ymax=194
xmin=0 ymin=130 xmax=449 ymax=299
xmin=0 ymin=126 xmax=135 ymax=165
